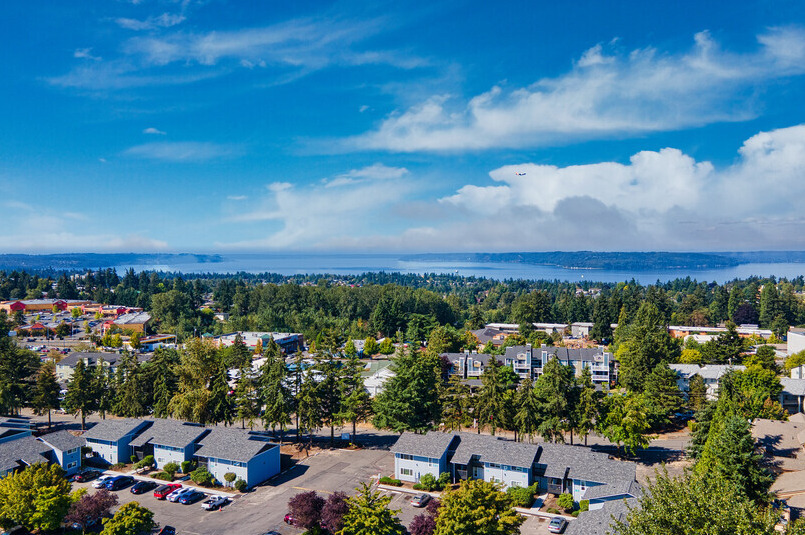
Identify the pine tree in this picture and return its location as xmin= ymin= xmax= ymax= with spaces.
xmin=475 ymin=358 xmax=506 ymax=436
xmin=209 ymin=364 xmax=234 ymax=426
xmin=642 ymin=362 xmax=684 ymax=429
xmin=113 ymin=354 xmax=147 ymax=417
xmin=260 ymin=350 xmax=292 ymax=443
xmin=441 ymin=375 xmax=472 ymax=432
xmin=235 ymin=364 xmax=260 ymax=429
xmin=687 ymin=374 xmax=707 ymax=411
xmin=373 ymin=346 xmax=441 ymax=433
xmin=615 ymin=302 xmax=679 ymax=392
xmin=146 ymin=348 xmax=179 ymax=418
xmin=317 ymin=356 xmax=342 ymax=445
xmin=32 ymin=361 xmax=60 ymax=429
xmin=94 ymin=360 xmax=115 ymax=420
xmin=514 ymin=378 xmax=542 ymax=442
xmin=338 ymin=482 xmax=405 ymax=535
xmin=63 ymin=360 xmax=98 ymax=430
xmin=338 ymin=353 xmax=372 ymax=443
xmin=534 ymin=358 xmax=574 ymax=443
xmin=573 ymin=367 xmax=600 ymax=446
xmin=298 ymin=364 xmax=323 ymax=445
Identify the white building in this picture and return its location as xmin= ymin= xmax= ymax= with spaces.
xmin=669 ymin=364 xmax=747 ymax=400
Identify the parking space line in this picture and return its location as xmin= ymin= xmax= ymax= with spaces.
xmin=291 ymin=486 xmax=332 ymax=494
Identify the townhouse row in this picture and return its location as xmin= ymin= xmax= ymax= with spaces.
xmin=392 ymin=431 xmax=639 ymax=509
xmin=0 ymin=418 xmax=83 ymax=477
xmin=82 ymin=418 xmax=280 ymax=489
xmin=443 ymin=344 xmax=615 ymax=385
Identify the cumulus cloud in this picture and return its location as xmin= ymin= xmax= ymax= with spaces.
xmin=122 ymin=141 xmax=241 ymax=161
xmin=322 ymin=163 xmax=408 ymax=188
xmin=143 ymin=127 xmax=166 ymax=135
xmin=343 ymin=28 xmax=805 ymax=152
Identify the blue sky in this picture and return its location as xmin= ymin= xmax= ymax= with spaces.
xmin=3 ymin=0 xmax=805 ymax=253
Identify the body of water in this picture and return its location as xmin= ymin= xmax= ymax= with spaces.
xmin=115 ymin=253 xmax=805 ymax=284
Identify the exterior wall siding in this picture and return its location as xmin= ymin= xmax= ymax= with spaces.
xmin=481 ymin=463 xmax=530 ymax=489
xmin=153 ymin=444 xmax=190 ymax=469
xmin=86 ymin=438 xmax=120 ymax=465
xmin=394 ymin=454 xmax=442 ymax=482
xmin=202 ymin=446 xmax=280 ymax=489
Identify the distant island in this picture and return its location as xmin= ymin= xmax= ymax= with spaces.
xmin=0 ymin=253 xmax=223 ymax=272
xmin=400 ymin=251 xmax=805 ymax=271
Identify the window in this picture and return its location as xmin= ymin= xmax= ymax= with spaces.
xmin=400 ymin=468 xmax=413 ymax=476
xmin=398 ymin=454 xmax=413 ymax=461
xmin=487 ymin=463 xmax=501 ymax=469
xmin=67 ymin=462 xmax=77 ymax=469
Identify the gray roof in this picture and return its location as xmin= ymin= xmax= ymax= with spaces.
xmin=566 ymin=498 xmax=636 ymax=535
xmin=39 ymin=430 xmax=84 ymax=452
xmin=82 ymin=418 xmax=149 ymax=442
xmin=782 ymin=378 xmax=805 ymax=397
xmin=0 ymin=436 xmax=52 ymax=473
xmin=128 ymin=419 xmax=209 ymax=449
xmin=450 ymin=433 xmax=539 ymax=468
xmin=503 ymin=345 xmax=610 ymax=362
xmin=113 ymin=312 xmax=152 ymax=325
xmin=57 ymin=352 xmax=122 ymax=368
xmin=538 ymin=443 xmax=637 ymax=488
xmin=391 ymin=431 xmax=458 ymax=460
xmin=194 ymin=427 xmax=276 ymax=463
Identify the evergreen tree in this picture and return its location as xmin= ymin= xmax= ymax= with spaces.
xmin=95 ymin=361 xmax=115 ymax=420
xmin=0 ymin=314 xmax=39 ymax=415
xmin=169 ymin=338 xmax=222 ymax=424
xmin=441 ymin=375 xmax=472 ymax=432
xmin=235 ymin=364 xmax=260 ymax=429
xmin=298 ymin=364 xmax=323 ymax=445
xmin=475 ymin=358 xmax=507 ymax=436
xmin=573 ymin=367 xmax=600 ymax=446
xmin=696 ymin=414 xmax=773 ymax=504
xmin=338 ymin=353 xmax=372 ymax=443
xmin=373 ymin=347 xmax=441 ymax=433
xmin=615 ymin=303 xmax=679 ymax=392
xmin=598 ymin=393 xmax=652 ymax=456
xmin=146 ymin=348 xmax=179 ymax=418
xmin=32 ymin=360 xmax=60 ymax=428
xmin=63 ymin=360 xmax=98 ymax=430
xmin=688 ymin=374 xmax=707 ymax=412
xmin=225 ymin=333 xmax=252 ymax=369
xmin=260 ymin=350 xmax=292 ymax=443
xmin=363 ymin=337 xmax=379 ymax=357
xmin=642 ymin=362 xmax=683 ymax=429
xmin=514 ymin=378 xmax=542 ymax=442
xmin=534 ymin=358 xmax=574 ymax=443
xmin=338 ymin=482 xmax=405 ymax=535
xmin=209 ymin=364 xmax=234 ymax=425
xmin=318 ymin=356 xmax=343 ymax=445
xmin=113 ymin=354 xmax=147 ymax=417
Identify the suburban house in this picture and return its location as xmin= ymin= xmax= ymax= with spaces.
xmin=82 ymin=418 xmax=151 ymax=465
xmin=781 ymin=378 xmax=805 ymax=415
xmin=0 ymin=424 xmax=84 ymax=477
xmin=193 ymin=427 xmax=280 ymax=489
xmin=790 ymin=328 xmax=805 ymax=355
xmin=362 ymin=360 xmax=394 ymax=397
xmin=129 ymin=419 xmax=209 ymax=469
xmin=391 ymin=432 xmax=639 ymax=508
xmin=442 ymin=344 xmax=614 ymax=385
xmin=55 ymin=352 xmax=153 ymax=383
xmin=669 ymin=364 xmax=747 ymax=400
xmin=469 ymin=327 xmax=511 ymax=348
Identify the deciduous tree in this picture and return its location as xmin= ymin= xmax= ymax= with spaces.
xmin=433 ymin=479 xmax=524 ymax=535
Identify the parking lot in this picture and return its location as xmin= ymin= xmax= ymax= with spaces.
xmin=72 ymin=446 xmax=556 ymax=534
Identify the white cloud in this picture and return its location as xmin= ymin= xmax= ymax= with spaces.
xmin=123 ymin=141 xmax=241 ymax=161
xmin=344 ymin=28 xmax=805 ymax=152
xmin=74 ymin=48 xmax=101 ymax=61
xmin=143 ymin=127 xmax=166 ymax=135
xmin=322 ymin=163 xmax=408 ymax=188
xmin=227 ymin=195 xmax=247 ymax=201
xmin=116 ymin=12 xmax=186 ymax=31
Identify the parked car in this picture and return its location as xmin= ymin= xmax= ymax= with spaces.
xmin=157 ymin=527 xmax=176 ymax=535
xmin=202 ymin=495 xmax=229 ymax=511
xmin=105 ymin=475 xmax=134 ymax=491
xmin=548 ymin=517 xmax=568 ymax=534
xmin=72 ymin=469 xmax=100 ymax=482
xmin=167 ymin=487 xmax=195 ymax=503
xmin=154 ymin=483 xmax=182 ymax=499
xmin=92 ymin=475 xmax=114 ymax=489
xmin=410 ymin=493 xmax=430 ymax=507
xmin=130 ymin=480 xmax=157 ymax=494
xmin=179 ymin=490 xmax=206 ymax=505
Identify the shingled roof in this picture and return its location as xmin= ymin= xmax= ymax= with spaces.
xmin=565 ymin=498 xmax=636 ymax=535
xmin=128 ymin=419 xmax=209 ymax=450
xmin=39 ymin=430 xmax=84 ymax=452
xmin=82 ymin=418 xmax=148 ymax=442
xmin=0 ymin=436 xmax=52 ymax=473
xmin=194 ymin=427 xmax=276 ymax=463
xmin=450 ymin=432 xmax=539 ymax=468
xmin=391 ymin=431 xmax=458 ymax=460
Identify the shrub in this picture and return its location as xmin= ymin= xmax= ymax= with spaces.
xmin=571 ymin=510 xmax=580 ymax=517
xmin=234 ymin=478 xmax=248 ymax=492
xmin=224 ymin=472 xmax=237 ymax=486
xmin=130 ymin=455 xmax=138 ymax=464
xmin=546 ymin=507 xmax=559 ymax=514
xmin=152 ymin=472 xmax=172 ymax=481
xmin=190 ymin=466 xmax=215 ymax=486
xmin=379 ymin=476 xmax=402 ymax=486
xmin=181 ymin=460 xmax=195 ymax=474
xmin=135 ymin=455 xmax=154 ymax=469
xmin=557 ymin=493 xmax=574 ymax=512
xmin=288 ymin=490 xmax=325 ymax=529
xmin=320 ymin=491 xmax=349 ymax=534
xmin=419 ymin=473 xmax=438 ymax=491
xmin=579 ymin=499 xmax=589 ymax=512
xmin=506 ymin=485 xmax=536 ymax=508
xmin=163 ymin=462 xmax=179 ymax=477
xmin=413 ymin=483 xmax=424 ymax=490
xmin=409 ymin=513 xmax=437 ymax=535
xmin=437 ymin=472 xmax=451 ymax=489
xmin=109 ymin=463 xmax=126 ymax=470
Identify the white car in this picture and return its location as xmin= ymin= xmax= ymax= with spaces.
xmin=167 ymin=487 xmax=195 ymax=503
xmin=92 ymin=475 xmax=113 ymax=489
xmin=201 ymin=495 xmax=229 ymax=511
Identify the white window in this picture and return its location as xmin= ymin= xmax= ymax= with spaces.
xmin=67 ymin=462 xmax=77 ymax=469
xmin=398 ymin=454 xmax=413 ymax=461
xmin=400 ymin=468 xmax=413 ymax=476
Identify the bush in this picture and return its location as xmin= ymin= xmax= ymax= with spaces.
xmin=190 ymin=466 xmax=215 ymax=486
xmin=109 ymin=463 xmax=126 ymax=471
xmin=163 ymin=462 xmax=179 ymax=477
xmin=379 ymin=476 xmax=402 ymax=486
xmin=506 ymin=484 xmax=537 ymax=508
xmin=224 ymin=472 xmax=237 ymax=486
xmin=130 ymin=455 xmax=138 ymax=464
xmin=181 ymin=460 xmax=195 ymax=474
xmin=152 ymin=471 xmax=172 ymax=481
xmin=234 ymin=479 xmax=247 ymax=492
xmin=419 ymin=473 xmax=438 ymax=491
xmin=546 ymin=507 xmax=559 ymax=514
xmin=579 ymin=499 xmax=589 ymax=512
xmin=557 ymin=493 xmax=574 ymax=512
xmin=135 ymin=455 xmax=154 ymax=469
xmin=413 ymin=483 xmax=424 ymax=490
xmin=571 ymin=510 xmax=580 ymax=517
xmin=437 ymin=472 xmax=451 ymax=489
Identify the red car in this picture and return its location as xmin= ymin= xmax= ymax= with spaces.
xmin=284 ymin=514 xmax=297 ymax=526
xmin=154 ymin=483 xmax=182 ymax=499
